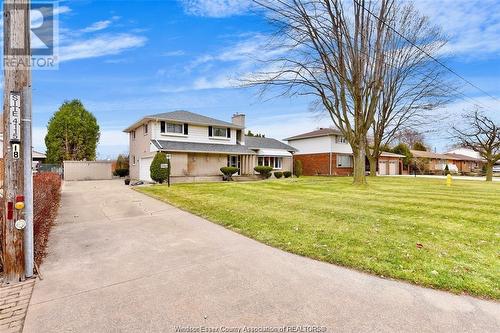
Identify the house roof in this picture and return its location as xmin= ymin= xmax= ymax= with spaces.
xmin=33 ymin=150 xmax=46 ymax=159
xmin=124 ymin=110 xmax=243 ymax=132
xmin=284 ymin=128 xmax=343 ymax=141
xmin=152 ymin=140 xmax=256 ymax=155
xmin=410 ymin=150 xmax=483 ymax=161
xmin=380 ymin=151 xmax=405 ymax=158
xmin=244 ymin=136 xmax=297 ymax=152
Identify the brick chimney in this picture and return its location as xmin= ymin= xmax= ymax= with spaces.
xmin=232 ymin=113 xmax=245 ymax=128
xmin=232 ymin=113 xmax=246 ymax=145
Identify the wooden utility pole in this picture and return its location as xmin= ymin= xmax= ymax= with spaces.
xmin=2 ymin=0 xmax=31 ymax=282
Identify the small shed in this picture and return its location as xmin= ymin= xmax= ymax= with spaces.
xmin=63 ymin=161 xmax=113 ymax=181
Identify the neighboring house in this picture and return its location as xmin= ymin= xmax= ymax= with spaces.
xmin=124 ymin=111 xmax=296 ymax=182
xmin=0 ymin=134 xmax=47 ymax=173
xmin=285 ymin=128 xmax=404 ymax=176
xmin=410 ymin=150 xmax=484 ymax=174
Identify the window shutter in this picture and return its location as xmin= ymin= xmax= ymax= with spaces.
xmin=208 ymin=126 xmax=213 ymax=137
xmin=160 ymin=121 xmax=165 ymax=133
xmin=227 ymin=128 xmax=231 ymax=138
xmin=184 ymin=123 xmax=189 ymax=135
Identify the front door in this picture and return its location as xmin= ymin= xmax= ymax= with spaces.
xmin=228 ymin=155 xmax=241 ymax=175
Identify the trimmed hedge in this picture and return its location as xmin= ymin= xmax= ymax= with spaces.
xmin=294 ymin=160 xmax=303 ymax=178
xmin=220 ymin=166 xmax=239 ymax=181
xmin=283 ymin=171 xmax=292 ymax=178
xmin=274 ymin=171 xmax=283 ymax=179
xmin=254 ymin=166 xmax=273 ymax=178
xmin=33 ymin=172 xmax=62 ymax=266
xmin=150 ymin=152 xmax=169 ymax=183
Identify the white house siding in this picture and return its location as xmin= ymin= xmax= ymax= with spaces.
xmin=288 ymin=136 xmax=352 ymax=155
xmin=151 ymin=123 xmax=237 ymax=145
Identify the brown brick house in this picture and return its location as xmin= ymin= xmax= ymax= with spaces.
xmin=285 ymin=128 xmax=404 ymax=176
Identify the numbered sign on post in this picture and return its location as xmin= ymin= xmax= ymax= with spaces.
xmin=9 ymin=92 xmax=21 ymax=143
xmin=12 ymin=143 xmax=20 ymax=160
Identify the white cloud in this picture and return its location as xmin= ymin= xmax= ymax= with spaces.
xmin=59 ymin=34 xmax=147 ymax=62
xmin=180 ymin=0 xmax=252 ymax=18
xmin=81 ymin=20 xmax=113 ymax=33
xmin=161 ymin=50 xmax=186 ymax=57
xmin=415 ymin=0 xmax=500 ymax=58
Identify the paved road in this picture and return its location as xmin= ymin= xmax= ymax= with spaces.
xmin=24 ymin=180 xmax=499 ymax=332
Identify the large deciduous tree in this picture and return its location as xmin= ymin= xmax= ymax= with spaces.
xmin=452 ymin=109 xmax=499 ymax=181
xmin=248 ymin=0 xmax=440 ymax=184
xmin=365 ymin=3 xmax=450 ymax=176
xmin=45 ymin=100 xmax=100 ymax=164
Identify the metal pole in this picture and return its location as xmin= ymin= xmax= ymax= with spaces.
xmin=23 ymin=83 xmax=33 ymax=278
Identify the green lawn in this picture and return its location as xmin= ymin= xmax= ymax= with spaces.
xmin=137 ymin=177 xmax=500 ymax=299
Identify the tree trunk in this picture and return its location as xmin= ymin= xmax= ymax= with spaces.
xmin=368 ymin=156 xmax=377 ymax=177
xmin=353 ymin=143 xmax=367 ymax=185
xmin=485 ymin=162 xmax=493 ymax=182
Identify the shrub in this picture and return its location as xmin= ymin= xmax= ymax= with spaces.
xmin=220 ymin=166 xmax=239 ymax=181
xmin=113 ymin=168 xmax=129 ymax=177
xmin=294 ymin=160 xmax=303 ymax=178
xmin=444 ymin=164 xmax=450 ymax=175
xmin=254 ymin=166 xmax=273 ymax=178
xmin=150 ymin=152 xmax=170 ymax=183
xmin=33 ymin=172 xmax=62 ymax=266
xmin=274 ymin=171 xmax=283 ymax=179
xmin=283 ymin=171 xmax=292 ymax=178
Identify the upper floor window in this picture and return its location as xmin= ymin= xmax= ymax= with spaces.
xmin=131 ymin=131 xmax=136 ymax=140
xmin=213 ymin=127 xmax=228 ymax=137
xmin=143 ymin=123 xmax=148 ymax=135
xmin=161 ymin=121 xmax=187 ymax=135
xmin=337 ymin=136 xmax=347 ymax=144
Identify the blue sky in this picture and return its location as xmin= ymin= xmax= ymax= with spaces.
xmin=20 ymin=0 xmax=500 ymax=158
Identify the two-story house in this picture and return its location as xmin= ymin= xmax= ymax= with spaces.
xmin=124 ymin=110 xmax=297 ymax=182
xmin=285 ymin=128 xmax=404 ymax=176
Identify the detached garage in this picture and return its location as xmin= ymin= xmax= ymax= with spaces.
xmin=63 ymin=161 xmax=113 ymax=181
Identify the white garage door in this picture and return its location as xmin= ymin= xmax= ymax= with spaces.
xmin=378 ymin=161 xmax=387 ymax=175
xmin=389 ymin=161 xmax=398 ymax=175
xmin=139 ymin=157 xmax=153 ymax=182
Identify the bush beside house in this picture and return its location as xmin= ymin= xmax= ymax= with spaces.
xmin=284 ymin=171 xmax=292 ymax=178
xmin=254 ymin=166 xmax=273 ymax=178
xmin=220 ymin=167 xmax=239 ymax=181
xmin=150 ymin=152 xmax=170 ymax=183
xmin=274 ymin=171 xmax=283 ymax=179
xmin=294 ymin=160 xmax=303 ymax=177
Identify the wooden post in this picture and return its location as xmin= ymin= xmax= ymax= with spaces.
xmin=2 ymin=0 xmax=30 ymax=282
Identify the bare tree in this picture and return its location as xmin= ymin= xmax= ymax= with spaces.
xmin=246 ymin=0 xmax=395 ymax=184
xmin=365 ymin=3 xmax=451 ymax=176
xmin=452 ymin=109 xmax=500 ymax=181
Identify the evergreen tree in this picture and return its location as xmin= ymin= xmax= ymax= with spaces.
xmin=45 ymin=100 xmax=100 ymax=163
xmin=150 ymin=152 xmax=169 ymax=183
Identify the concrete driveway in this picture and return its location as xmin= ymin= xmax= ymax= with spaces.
xmin=24 ymin=180 xmax=499 ymax=332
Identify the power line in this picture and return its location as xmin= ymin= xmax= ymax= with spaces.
xmin=352 ymin=0 xmax=500 ymax=104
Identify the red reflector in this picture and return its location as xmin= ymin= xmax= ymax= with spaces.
xmin=15 ymin=195 xmax=24 ymax=203
xmin=7 ymin=202 xmax=14 ymax=220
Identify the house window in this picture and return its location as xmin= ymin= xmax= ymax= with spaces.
xmin=337 ymin=136 xmax=347 ymax=144
xmin=337 ymin=154 xmax=353 ymax=168
xmin=163 ymin=122 xmax=183 ymax=134
xmin=143 ymin=124 xmax=148 ymax=135
xmin=213 ymin=127 xmax=227 ymax=137
xmin=132 ymin=155 xmax=136 ymax=165
xmin=131 ymin=131 xmax=136 ymax=140
xmin=258 ymin=156 xmax=283 ymax=169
